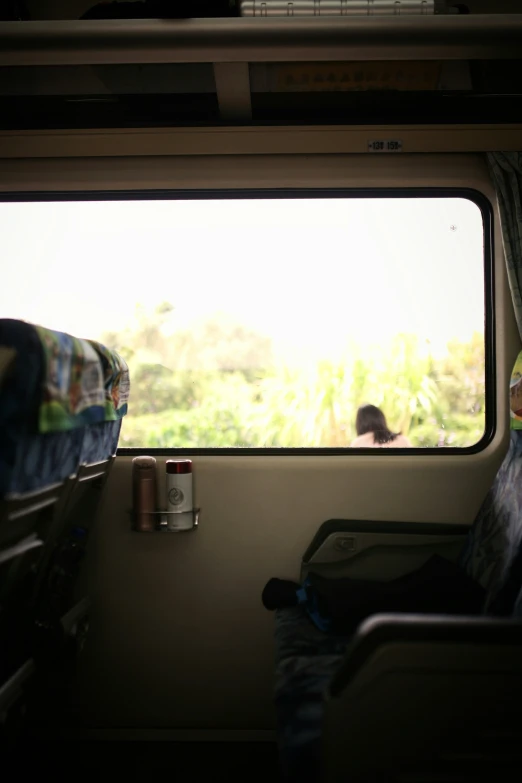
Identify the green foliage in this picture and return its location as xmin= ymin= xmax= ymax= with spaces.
xmin=104 ymin=303 xmax=486 ymax=450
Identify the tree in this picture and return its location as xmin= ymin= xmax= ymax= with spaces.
xmin=102 ymin=305 xmax=485 ymax=450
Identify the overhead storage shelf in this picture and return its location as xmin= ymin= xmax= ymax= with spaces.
xmin=0 ymin=15 xmax=521 ymax=66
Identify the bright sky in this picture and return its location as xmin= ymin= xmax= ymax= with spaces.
xmin=0 ymin=196 xmax=484 ymax=363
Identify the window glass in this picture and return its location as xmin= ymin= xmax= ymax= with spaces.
xmin=0 ymin=194 xmax=488 ymax=449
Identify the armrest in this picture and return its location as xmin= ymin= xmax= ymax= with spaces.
xmin=60 ymin=596 xmax=90 ymax=636
xmin=330 ymin=612 xmax=522 ymax=697
xmin=0 ymin=659 xmax=34 ymax=717
xmin=322 ymin=614 xmax=522 ymax=783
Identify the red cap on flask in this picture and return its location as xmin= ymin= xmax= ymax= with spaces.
xmin=166 ymin=459 xmax=192 ymax=474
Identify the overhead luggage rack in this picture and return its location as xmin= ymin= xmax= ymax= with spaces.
xmin=0 ymin=15 xmax=520 ymax=129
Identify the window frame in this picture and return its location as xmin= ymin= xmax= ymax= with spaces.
xmin=1 ymin=185 xmax=495 ymax=456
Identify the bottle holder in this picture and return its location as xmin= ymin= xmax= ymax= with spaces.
xmin=130 ymin=508 xmax=200 ymax=532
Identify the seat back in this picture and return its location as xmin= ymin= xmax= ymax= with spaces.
xmin=322 ymin=614 xmax=522 ymax=783
xmin=459 ymin=431 xmax=522 ymax=614
xmin=0 ymin=480 xmax=74 ymax=607
xmin=0 ymin=319 xmax=127 ymax=739
xmin=33 ymin=455 xmax=116 ymax=622
xmin=321 ymin=356 xmax=522 ymax=782
xmin=0 ymin=319 xmax=127 ymax=607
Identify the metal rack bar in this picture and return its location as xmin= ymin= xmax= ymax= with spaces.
xmin=129 ymin=508 xmax=200 ymax=532
xmin=0 ymin=16 xmax=521 ymax=66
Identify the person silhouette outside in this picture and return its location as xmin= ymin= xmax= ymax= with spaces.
xmin=350 ymin=404 xmax=412 ymax=448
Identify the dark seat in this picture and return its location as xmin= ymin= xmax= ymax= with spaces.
xmin=0 ymin=319 xmax=128 ymax=741
xmin=273 ymin=428 xmax=522 ymax=782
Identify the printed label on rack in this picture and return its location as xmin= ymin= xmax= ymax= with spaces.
xmin=273 ymin=62 xmax=441 ymax=93
xmin=367 ymin=140 xmax=403 ymax=153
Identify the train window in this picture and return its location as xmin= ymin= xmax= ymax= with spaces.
xmin=0 ymin=190 xmax=492 ymax=453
